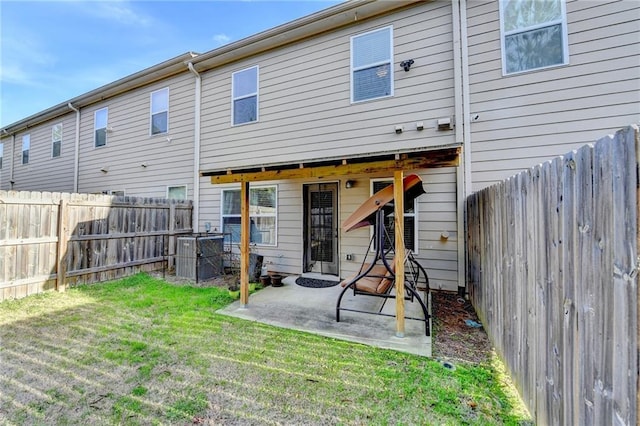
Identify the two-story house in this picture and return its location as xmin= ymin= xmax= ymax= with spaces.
xmin=1 ymin=0 xmax=638 ymax=295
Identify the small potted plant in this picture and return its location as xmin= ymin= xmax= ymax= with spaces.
xmin=270 ymin=274 xmax=283 ymax=287
xmin=227 ymin=283 xmax=240 ymax=299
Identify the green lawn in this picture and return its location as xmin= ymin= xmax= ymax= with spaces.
xmin=0 ymin=273 xmax=531 ymax=425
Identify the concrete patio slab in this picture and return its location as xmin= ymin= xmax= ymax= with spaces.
xmin=218 ymin=275 xmax=431 ymax=357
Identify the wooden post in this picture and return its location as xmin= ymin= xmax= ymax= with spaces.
xmin=394 ymin=170 xmax=405 ymax=337
xmin=240 ymin=181 xmax=250 ymax=307
xmin=168 ymin=202 xmax=176 ymax=270
xmin=56 ymin=199 xmax=68 ymax=292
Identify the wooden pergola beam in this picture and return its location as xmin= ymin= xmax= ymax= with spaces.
xmin=240 ymin=181 xmax=250 ymax=306
xmin=207 ymin=148 xmax=460 ymax=185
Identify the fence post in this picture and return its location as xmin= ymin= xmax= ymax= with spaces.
xmin=168 ymin=203 xmax=176 ymax=270
xmin=56 ymin=199 xmax=68 ymax=292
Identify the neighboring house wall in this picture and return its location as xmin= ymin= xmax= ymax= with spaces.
xmin=199 ymin=1 xmax=457 ymax=170
xmin=466 ymin=0 xmax=640 ymax=191
xmin=77 ymin=73 xmax=196 ymax=198
xmin=0 ymin=114 xmax=76 ymax=192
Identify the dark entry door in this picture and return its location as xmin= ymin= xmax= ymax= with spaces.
xmin=303 ymin=183 xmax=339 ymax=276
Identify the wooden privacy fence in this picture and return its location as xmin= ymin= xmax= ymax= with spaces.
xmin=467 ymin=125 xmax=639 ymax=425
xmin=0 ymin=191 xmax=193 ymax=301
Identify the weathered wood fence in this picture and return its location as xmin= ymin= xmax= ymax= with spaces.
xmin=0 ymin=191 xmax=193 ymax=301
xmin=467 ymin=125 xmax=639 ymax=425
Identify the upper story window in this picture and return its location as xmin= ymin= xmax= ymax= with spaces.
xmin=0 ymin=143 xmax=3 ymax=169
xmin=232 ymin=66 xmax=258 ymax=125
xmin=351 ymin=26 xmax=394 ymax=103
xmin=371 ymin=179 xmax=418 ymax=253
xmin=94 ymin=107 xmax=108 ymax=147
xmin=221 ymin=185 xmax=277 ymax=246
xmin=52 ymin=123 xmax=62 ymax=158
xmin=150 ymin=88 xmax=169 ymax=135
xmin=22 ymin=134 xmax=30 ymax=165
xmin=500 ymin=0 xmax=569 ymax=75
xmin=167 ymin=185 xmax=187 ymax=200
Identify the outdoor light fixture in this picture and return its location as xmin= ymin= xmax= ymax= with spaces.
xmin=400 ymin=59 xmax=414 ymax=72
xmin=395 ymin=125 xmax=404 ymax=134
xmin=345 ymin=180 xmax=355 ymax=189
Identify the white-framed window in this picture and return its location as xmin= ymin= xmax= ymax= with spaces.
xmin=22 ymin=134 xmax=30 ymax=165
xmin=52 ymin=123 xmax=62 ymax=158
xmin=94 ymin=107 xmax=108 ymax=147
xmin=0 ymin=143 xmax=3 ymax=169
xmin=232 ymin=66 xmax=258 ymax=125
xmin=167 ymin=185 xmax=187 ymax=200
xmin=351 ymin=26 xmax=394 ymax=103
xmin=370 ymin=179 xmax=418 ymax=253
xmin=500 ymin=0 xmax=569 ymax=75
xmin=150 ymin=88 xmax=169 ymax=135
xmin=221 ymin=185 xmax=277 ymax=246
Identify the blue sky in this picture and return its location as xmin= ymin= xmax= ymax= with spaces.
xmin=0 ymin=0 xmax=341 ymax=127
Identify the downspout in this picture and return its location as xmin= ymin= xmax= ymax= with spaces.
xmin=452 ymin=0 xmax=468 ymax=295
xmin=460 ymin=0 xmax=473 ymax=297
xmin=68 ymin=103 xmax=80 ymax=193
xmin=10 ymin=133 xmax=16 ymax=189
xmin=188 ymin=62 xmax=201 ymax=231
xmin=460 ymin=0 xmax=472 ymax=197
xmin=1 ymin=129 xmax=9 ymax=189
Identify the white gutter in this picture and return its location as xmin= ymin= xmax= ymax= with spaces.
xmin=68 ymin=103 xmax=80 ymax=192
xmin=188 ymin=62 xmax=201 ymax=231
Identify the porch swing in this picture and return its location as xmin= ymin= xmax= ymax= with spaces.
xmin=336 ymin=174 xmax=431 ymax=336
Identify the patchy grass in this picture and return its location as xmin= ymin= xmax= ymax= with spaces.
xmin=0 ymin=273 xmax=531 ymax=425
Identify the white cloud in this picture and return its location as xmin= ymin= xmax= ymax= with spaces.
xmin=212 ymin=33 xmax=232 ymax=47
xmin=81 ymin=0 xmax=153 ymax=27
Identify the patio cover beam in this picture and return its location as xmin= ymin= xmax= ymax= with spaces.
xmin=240 ymin=181 xmax=250 ymax=306
xmin=206 ymin=147 xmax=460 ymax=184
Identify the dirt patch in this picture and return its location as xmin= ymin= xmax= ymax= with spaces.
xmin=149 ymin=270 xmax=237 ymax=289
xmin=431 ymin=291 xmax=493 ymax=365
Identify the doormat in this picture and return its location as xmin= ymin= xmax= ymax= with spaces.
xmin=295 ymin=277 xmax=340 ymax=288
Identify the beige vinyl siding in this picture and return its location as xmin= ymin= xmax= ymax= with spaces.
xmin=199 ymin=167 xmax=459 ymax=292
xmin=466 ymin=0 xmax=640 ymax=191
xmin=77 ymin=73 xmax=196 ymax=197
xmin=200 ymin=1 xmax=457 ymax=170
xmin=1 ymin=114 xmax=76 ymax=192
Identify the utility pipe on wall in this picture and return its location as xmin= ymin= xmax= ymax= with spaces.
xmin=452 ymin=0 xmax=468 ymax=294
xmin=187 ymin=62 xmax=201 ymax=231
xmin=68 ymin=103 xmax=80 ymax=193
xmin=10 ymin=133 xmax=16 ymax=189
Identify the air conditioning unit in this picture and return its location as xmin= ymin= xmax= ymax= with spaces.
xmin=176 ymin=235 xmax=224 ymax=281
